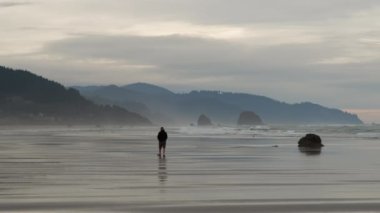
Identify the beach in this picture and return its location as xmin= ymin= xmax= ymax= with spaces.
xmin=0 ymin=125 xmax=379 ymax=212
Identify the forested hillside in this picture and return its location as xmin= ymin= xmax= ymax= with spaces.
xmin=0 ymin=66 xmax=151 ymax=125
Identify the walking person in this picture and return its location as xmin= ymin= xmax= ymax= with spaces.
xmin=157 ymin=127 xmax=168 ymax=158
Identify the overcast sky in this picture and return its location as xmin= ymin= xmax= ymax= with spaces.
xmin=1 ymin=0 xmax=380 ymax=122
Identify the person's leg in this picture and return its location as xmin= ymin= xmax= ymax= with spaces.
xmin=163 ymin=142 xmax=166 ymax=157
xmin=158 ymin=142 xmax=162 ymax=156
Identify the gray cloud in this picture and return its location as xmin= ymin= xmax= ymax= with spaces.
xmin=39 ymin=34 xmax=380 ymax=108
xmin=43 ymin=35 xmax=324 ymax=76
xmin=44 ymin=35 xmax=250 ymax=71
xmin=2 ymin=0 xmax=380 ymax=120
xmin=82 ymin=0 xmax=379 ymax=24
xmin=0 ymin=1 xmax=32 ymax=8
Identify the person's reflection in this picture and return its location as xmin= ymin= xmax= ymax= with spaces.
xmin=158 ymin=157 xmax=167 ymax=185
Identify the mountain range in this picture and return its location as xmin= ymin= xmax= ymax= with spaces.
xmin=74 ymin=83 xmax=363 ymax=125
xmin=0 ymin=66 xmax=151 ymax=125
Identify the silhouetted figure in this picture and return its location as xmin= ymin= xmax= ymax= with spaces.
xmin=157 ymin=127 xmax=168 ymax=158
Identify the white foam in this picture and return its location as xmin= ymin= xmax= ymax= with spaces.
xmin=173 ymin=125 xmax=302 ymax=139
xmin=356 ymin=132 xmax=380 ymax=139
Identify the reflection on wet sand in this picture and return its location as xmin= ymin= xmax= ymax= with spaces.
xmin=298 ymin=147 xmax=322 ymax=156
xmin=158 ymin=157 xmax=167 ymax=185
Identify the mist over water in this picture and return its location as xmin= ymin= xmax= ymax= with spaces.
xmin=0 ymin=125 xmax=380 ymax=212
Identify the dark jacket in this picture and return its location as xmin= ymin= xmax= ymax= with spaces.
xmin=157 ymin=130 xmax=168 ymax=142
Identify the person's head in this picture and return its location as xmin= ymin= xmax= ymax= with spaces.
xmin=160 ymin=127 xmax=165 ymax=131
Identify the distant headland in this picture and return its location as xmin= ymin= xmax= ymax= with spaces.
xmin=0 ymin=65 xmax=363 ymax=126
xmin=73 ymin=84 xmax=363 ymax=125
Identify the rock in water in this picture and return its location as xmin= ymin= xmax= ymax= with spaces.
xmin=237 ymin=111 xmax=263 ymax=125
xmin=298 ymin=134 xmax=324 ymax=148
xmin=197 ymin=114 xmax=212 ymax=126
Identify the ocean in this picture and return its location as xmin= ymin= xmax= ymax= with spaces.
xmin=0 ymin=125 xmax=380 ymax=212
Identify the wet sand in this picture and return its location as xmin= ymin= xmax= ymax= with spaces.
xmin=0 ymin=126 xmax=380 ymax=212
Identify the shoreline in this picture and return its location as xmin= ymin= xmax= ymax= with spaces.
xmin=1 ymin=200 xmax=380 ymax=212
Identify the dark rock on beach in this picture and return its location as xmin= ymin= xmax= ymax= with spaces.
xmin=298 ymin=134 xmax=324 ymax=148
xmin=298 ymin=134 xmax=323 ymax=155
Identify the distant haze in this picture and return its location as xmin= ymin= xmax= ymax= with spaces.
xmin=345 ymin=109 xmax=380 ymax=124
xmin=74 ymin=83 xmax=363 ymax=125
xmin=1 ymin=0 xmax=379 ymax=122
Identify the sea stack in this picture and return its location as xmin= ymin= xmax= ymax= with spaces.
xmin=237 ymin=111 xmax=263 ymax=125
xmin=197 ymin=114 xmax=212 ymax=126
